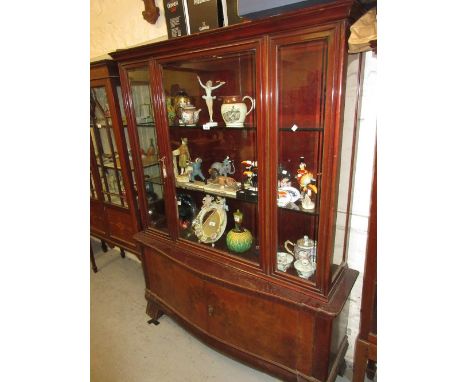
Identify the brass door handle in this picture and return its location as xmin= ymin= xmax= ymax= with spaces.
xmin=208 ymin=304 xmax=214 ymax=317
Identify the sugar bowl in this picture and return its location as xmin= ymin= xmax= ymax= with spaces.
xmin=294 ymin=259 xmax=316 ymax=279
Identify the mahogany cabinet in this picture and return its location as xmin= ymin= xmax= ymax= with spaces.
xmin=111 ymin=1 xmax=362 ymax=380
xmin=90 ymin=59 xmax=141 ymax=256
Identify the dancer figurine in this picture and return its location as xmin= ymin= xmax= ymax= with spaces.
xmin=197 ymin=75 xmax=225 ymax=126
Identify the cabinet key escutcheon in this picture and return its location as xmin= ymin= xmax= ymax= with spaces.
xmin=208 ymin=304 xmax=214 ymax=317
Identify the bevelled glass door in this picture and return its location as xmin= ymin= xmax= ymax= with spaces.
xmin=90 ymin=86 xmax=128 ymax=207
xmin=161 ymin=49 xmax=260 ymax=264
xmin=126 ymin=67 xmax=168 ymax=232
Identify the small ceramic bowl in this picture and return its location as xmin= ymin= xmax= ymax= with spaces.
xmin=294 ymin=259 xmax=316 ymax=279
xmin=277 ymin=252 xmax=294 ymax=272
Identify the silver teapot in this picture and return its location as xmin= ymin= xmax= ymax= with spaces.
xmin=284 ymin=235 xmax=316 ymax=263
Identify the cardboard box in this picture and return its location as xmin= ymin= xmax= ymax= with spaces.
xmin=163 ymin=0 xmax=189 ymax=39
xmin=220 ymin=0 xmax=244 ymax=26
xmin=185 ymin=0 xmax=221 ymax=34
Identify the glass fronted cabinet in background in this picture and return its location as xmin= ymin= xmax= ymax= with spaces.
xmin=90 ymin=59 xmax=141 ymax=255
xmin=112 ymin=2 xmax=363 ymax=381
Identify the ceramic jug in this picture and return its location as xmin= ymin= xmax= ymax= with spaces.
xmin=284 ymin=235 xmax=317 ymax=262
xmin=221 ymin=95 xmax=255 ymax=127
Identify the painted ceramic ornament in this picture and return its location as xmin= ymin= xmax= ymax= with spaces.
xmin=180 ymin=102 xmax=201 ymax=126
xmin=221 ymin=95 xmax=255 ymax=127
xmin=166 ymin=97 xmax=176 ymax=125
xmin=241 ymin=160 xmax=258 ymax=189
xmin=174 ymin=90 xmax=190 ymax=124
xmin=188 ymin=157 xmax=205 ymax=182
xmin=294 ymin=259 xmax=316 ymax=279
xmin=197 ymin=75 xmax=226 ymax=127
xmin=226 ymin=209 xmax=253 ymax=253
xmin=284 ymin=235 xmax=317 ymax=263
xmin=209 ymin=156 xmax=235 ymax=179
xmin=192 ymin=195 xmax=228 ymax=244
xmin=277 ymin=252 xmax=294 ymax=272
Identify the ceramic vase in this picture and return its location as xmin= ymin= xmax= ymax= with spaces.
xmin=226 ymin=209 xmax=253 ymax=253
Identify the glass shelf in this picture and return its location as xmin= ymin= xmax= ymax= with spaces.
xmin=279 ymin=127 xmax=324 ymax=132
xmin=175 ymin=180 xmax=258 ymax=204
xmin=169 ymin=124 xmax=256 ymax=130
xmin=278 ymin=202 xmax=319 ymax=216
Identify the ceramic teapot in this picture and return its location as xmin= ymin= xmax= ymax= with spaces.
xmin=221 ymin=95 xmax=255 ymax=127
xmin=180 ymin=102 xmax=201 ymax=126
xmin=284 ymin=235 xmax=317 ymax=262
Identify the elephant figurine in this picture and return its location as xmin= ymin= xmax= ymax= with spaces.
xmin=209 ymin=156 xmax=235 ymax=179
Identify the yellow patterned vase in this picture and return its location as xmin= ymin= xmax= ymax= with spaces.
xmin=226 ymin=210 xmax=253 ymax=253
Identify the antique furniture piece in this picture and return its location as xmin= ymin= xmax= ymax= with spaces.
xmin=112 ymin=1 xmax=362 ymax=380
xmin=353 ymin=153 xmax=377 ymax=382
xmin=90 ymin=59 xmax=141 ymax=257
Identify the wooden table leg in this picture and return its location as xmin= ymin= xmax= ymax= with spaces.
xmin=120 ymin=248 xmax=126 ymax=258
xmin=91 ymin=242 xmax=98 ymax=273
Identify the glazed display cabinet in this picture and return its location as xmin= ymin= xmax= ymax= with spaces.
xmin=90 ymin=59 xmax=141 ymax=255
xmin=111 ymin=1 xmax=362 ymax=380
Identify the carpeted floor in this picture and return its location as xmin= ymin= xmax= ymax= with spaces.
xmin=90 ymin=238 xmax=371 ymax=382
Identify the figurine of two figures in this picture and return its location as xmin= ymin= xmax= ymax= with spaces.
xmin=173 ymin=137 xmax=205 ymax=183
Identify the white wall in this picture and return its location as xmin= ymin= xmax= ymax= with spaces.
xmin=91 ymin=0 xmax=168 ymax=58
xmin=344 ymin=51 xmax=377 ymax=365
xmin=90 ymin=1 xmax=377 ymax=367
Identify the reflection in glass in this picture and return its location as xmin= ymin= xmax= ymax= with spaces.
xmin=275 ymin=38 xmax=328 ymax=283
xmin=127 ymin=68 xmax=167 ymax=232
xmin=161 ymin=51 xmax=259 ymax=264
xmin=90 ymin=86 xmax=127 ymax=207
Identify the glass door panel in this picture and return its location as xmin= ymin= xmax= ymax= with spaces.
xmin=90 ymin=86 xmax=128 ymax=207
xmin=127 ymin=68 xmax=167 ymax=232
xmin=161 ymin=51 xmax=259 ymax=264
xmin=275 ymin=38 xmax=328 ymax=284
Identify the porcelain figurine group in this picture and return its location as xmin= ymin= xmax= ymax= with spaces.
xmin=277 ymin=156 xmax=318 ymax=211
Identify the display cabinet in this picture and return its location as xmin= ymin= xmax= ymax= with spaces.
xmin=90 ymin=59 xmax=141 ymax=256
xmin=111 ymin=1 xmax=362 ymax=380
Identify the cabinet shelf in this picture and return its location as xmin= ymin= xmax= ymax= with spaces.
xmin=97 ymin=155 xmax=159 ymax=170
xmin=175 ymin=180 xmax=257 ymax=204
xmin=169 ymin=124 xmax=256 ymax=131
xmin=279 ymin=127 xmax=323 ymax=132
xmin=278 ymin=202 xmax=319 ymax=216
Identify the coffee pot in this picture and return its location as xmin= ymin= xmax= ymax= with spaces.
xmin=284 ymin=235 xmax=316 ymax=263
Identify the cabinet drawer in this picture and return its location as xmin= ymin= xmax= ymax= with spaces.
xmin=205 ymin=282 xmax=308 ymax=371
xmin=146 ymin=251 xmax=207 ymax=330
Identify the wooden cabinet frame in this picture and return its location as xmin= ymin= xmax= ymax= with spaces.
xmin=111 ymin=1 xmax=364 ymax=380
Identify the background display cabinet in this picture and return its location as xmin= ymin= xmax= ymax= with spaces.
xmin=111 ymin=1 xmax=363 ymax=380
xmin=90 ymin=59 xmax=141 ymax=256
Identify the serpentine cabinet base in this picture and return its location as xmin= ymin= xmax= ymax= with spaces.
xmin=138 ymin=234 xmax=357 ymax=382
